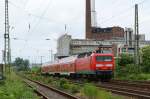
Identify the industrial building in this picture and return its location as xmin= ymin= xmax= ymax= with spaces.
xmin=85 ymin=0 xmax=125 ymax=40
xmin=56 ymin=34 xmax=150 ymax=58
xmin=56 ymin=0 xmax=149 ymax=59
xmin=124 ymin=28 xmax=146 ymax=47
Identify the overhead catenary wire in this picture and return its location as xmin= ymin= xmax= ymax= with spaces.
xmin=24 ymin=0 xmax=53 ymax=39
xmin=22 ymin=0 xmax=53 ymax=52
xmin=8 ymin=0 xmax=67 ymax=40
xmin=100 ymin=0 xmax=149 ymax=25
xmin=8 ymin=0 xmax=53 ymax=54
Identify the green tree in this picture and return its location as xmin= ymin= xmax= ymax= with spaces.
xmin=23 ymin=59 xmax=30 ymax=70
xmin=118 ymin=54 xmax=134 ymax=66
xmin=115 ymin=54 xmax=135 ymax=77
xmin=141 ymin=46 xmax=150 ymax=72
xmin=13 ymin=57 xmax=30 ymax=71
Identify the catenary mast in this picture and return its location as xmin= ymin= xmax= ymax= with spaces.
xmin=4 ymin=0 xmax=11 ymax=73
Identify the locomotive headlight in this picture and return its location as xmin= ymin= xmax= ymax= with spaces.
xmin=96 ymin=64 xmax=104 ymax=67
xmin=105 ymin=64 xmax=113 ymax=67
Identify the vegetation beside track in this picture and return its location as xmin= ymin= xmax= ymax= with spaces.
xmin=12 ymin=57 xmax=30 ymax=71
xmin=0 ymin=72 xmax=39 ymax=99
xmin=115 ymin=45 xmax=150 ymax=81
xmin=23 ymin=72 xmax=122 ymax=99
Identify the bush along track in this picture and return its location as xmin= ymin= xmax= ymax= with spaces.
xmin=115 ymin=49 xmax=150 ymax=81
xmin=0 ymin=72 xmax=39 ymax=99
xmin=24 ymin=73 xmax=122 ymax=99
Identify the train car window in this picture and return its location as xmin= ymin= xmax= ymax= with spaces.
xmin=102 ymin=50 xmax=112 ymax=53
xmin=96 ymin=50 xmax=103 ymax=53
xmin=96 ymin=56 xmax=112 ymax=62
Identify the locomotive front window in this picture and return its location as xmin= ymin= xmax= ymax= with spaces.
xmin=96 ymin=56 xmax=112 ymax=62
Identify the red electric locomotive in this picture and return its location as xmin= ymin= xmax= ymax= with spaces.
xmin=42 ymin=47 xmax=115 ymax=80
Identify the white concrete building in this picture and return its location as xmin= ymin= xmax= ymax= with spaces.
xmin=124 ymin=28 xmax=146 ymax=47
xmin=56 ymin=34 xmax=72 ymax=58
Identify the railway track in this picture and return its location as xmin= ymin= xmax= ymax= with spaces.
xmin=109 ymin=80 xmax=150 ymax=90
xmin=21 ymin=73 xmax=150 ymax=99
xmin=68 ymin=79 xmax=150 ymax=99
xmin=24 ymin=78 xmax=79 ymax=99
xmin=99 ymin=82 xmax=150 ymax=99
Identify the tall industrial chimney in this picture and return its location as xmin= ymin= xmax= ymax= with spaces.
xmin=91 ymin=0 xmax=97 ymax=27
xmin=86 ymin=0 xmax=92 ymax=39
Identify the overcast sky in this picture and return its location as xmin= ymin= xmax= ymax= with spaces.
xmin=0 ymin=0 xmax=150 ymax=63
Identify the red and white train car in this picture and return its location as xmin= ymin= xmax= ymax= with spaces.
xmin=42 ymin=55 xmax=77 ymax=75
xmin=42 ymin=51 xmax=115 ymax=80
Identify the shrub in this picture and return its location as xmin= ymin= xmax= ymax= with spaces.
xmin=51 ymin=81 xmax=60 ymax=88
xmin=118 ymin=54 xmax=134 ymax=66
xmin=115 ymin=63 xmax=141 ymax=78
xmin=82 ymin=83 xmax=98 ymax=99
xmin=59 ymin=78 xmax=68 ymax=88
xmin=70 ymin=84 xmax=80 ymax=93
xmin=31 ymin=67 xmax=41 ymax=74
xmin=134 ymin=74 xmax=150 ymax=80
xmin=46 ymin=77 xmax=53 ymax=83
xmin=62 ymin=83 xmax=70 ymax=90
xmin=59 ymin=78 xmax=74 ymax=90
xmin=82 ymin=83 xmax=121 ymax=99
xmin=141 ymin=45 xmax=150 ymax=73
xmin=125 ymin=64 xmax=141 ymax=74
xmin=115 ymin=53 xmax=140 ymax=78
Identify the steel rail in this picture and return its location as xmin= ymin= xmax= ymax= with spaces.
xmin=24 ymin=78 xmax=79 ymax=99
xmin=98 ymin=83 xmax=150 ymax=99
xmin=20 ymin=73 xmax=150 ymax=99
xmin=25 ymin=81 xmax=49 ymax=99
xmin=111 ymin=80 xmax=150 ymax=89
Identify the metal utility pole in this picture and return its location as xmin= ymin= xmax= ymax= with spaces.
xmin=40 ymin=56 xmax=43 ymax=65
xmin=125 ymin=28 xmax=128 ymax=45
xmin=48 ymin=49 xmax=53 ymax=62
xmin=51 ymin=49 xmax=53 ymax=62
xmin=4 ymin=0 xmax=11 ymax=73
xmin=134 ymin=4 xmax=139 ymax=65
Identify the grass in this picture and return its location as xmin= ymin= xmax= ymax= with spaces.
xmin=0 ymin=72 xmax=39 ymax=99
xmin=117 ymin=73 xmax=150 ymax=81
xmin=81 ymin=83 xmax=122 ymax=99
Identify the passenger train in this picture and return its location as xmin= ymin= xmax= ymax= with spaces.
xmin=41 ymin=47 xmax=115 ymax=80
